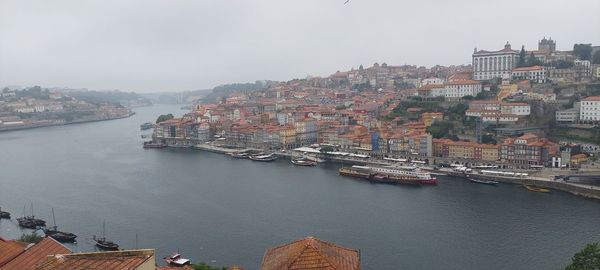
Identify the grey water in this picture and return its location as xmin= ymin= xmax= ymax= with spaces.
xmin=0 ymin=105 xmax=599 ymax=270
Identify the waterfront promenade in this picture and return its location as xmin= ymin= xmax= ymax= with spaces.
xmin=193 ymin=142 xmax=600 ymax=200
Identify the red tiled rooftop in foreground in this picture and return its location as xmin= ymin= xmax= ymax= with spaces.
xmin=260 ymin=236 xmax=360 ymax=270
xmin=35 ymin=249 xmax=155 ymax=270
xmin=0 ymin=237 xmax=27 ymax=267
xmin=1 ymin=237 xmax=71 ymax=270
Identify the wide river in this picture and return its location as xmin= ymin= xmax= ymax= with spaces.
xmin=1 ymin=105 xmax=599 ymax=269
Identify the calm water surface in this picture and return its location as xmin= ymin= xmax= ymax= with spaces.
xmin=1 ymin=105 xmax=599 ymax=270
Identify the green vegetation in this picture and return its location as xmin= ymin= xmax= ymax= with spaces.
xmin=565 ymin=243 xmax=600 ymax=270
xmin=527 ymin=52 xmax=542 ymax=66
xmin=517 ymin=45 xmax=527 ymax=67
xmin=191 ymin=262 xmax=228 ymax=270
xmin=320 ymin=145 xmax=335 ymax=153
xmin=593 ymin=51 xmax=600 ymax=64
xmin=392 ymin=98 xmax=441 ymax=114
xmin=156 ymin=113 xmax=174 ymax=123
xmin=19 ymin=232 xmax=43 ymax=243
xmin=426 ymin=120 xmax=454 ymax=139
xmin=573 ymin=44 xmax=593 ymax=61
xmin=549 ymin=127 xmax=600 ymax=145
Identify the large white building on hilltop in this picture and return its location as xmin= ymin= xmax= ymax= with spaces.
xmin=473 ymin=42 xmax=519 ymax=81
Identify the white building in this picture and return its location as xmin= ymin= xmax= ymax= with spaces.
xmin=473 ymin=42 xmax=519 ymax=81
xmin=511 ymin=65 xmax=547 ymax=83
xmin=580 ymin=96 xmax=600 ymax=122
xmin=421 ymin=77 xmax=445 ymax=86
xmin=443 ymin=80 xmax=482 ymax=99
xmin=417 ymin=80 xmax=482 ymax=99
xmin=556 ymin=108 xmax=579 ymax=122
xmin=501 ymin=103 xmax=531 ymax=116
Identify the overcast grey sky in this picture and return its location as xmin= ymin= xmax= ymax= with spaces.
xmin=1 ymin=0 xmax=599 ymax=92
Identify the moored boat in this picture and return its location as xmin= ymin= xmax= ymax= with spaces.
xmin=249 ymin=153 xmax=278 ymax=162
xmin=468 ymin=177 xmax=499 ymax=185
xmin=0 ymin=207 xmax=10 ymax=219
xmin=140 ymin=122 xmax=154 ymax=130
xmin=418 ymin=178 xmax=439 ymax=185
xmin=94 ymin=221 xmax=119 ymax=250
xmin=229 ymin=150 xmax=251 ymax=158
xmin=17 ymin=204 xmax=46 ymax=229
xmin=524 ymin=185 xmax=550 ymax=193
xmin=43 ymin=208 xmax=77 ymax=243
xmin=45 ymin=227 xmax=77 ymax=243
xmin=291 ymin=158 xmax=317 ymax=166
xmin=17 ymin=216 xmax=46 ymax=229
xmin=143 ymin=141 xmax=166 ymax=149
xmin=164 ymin=253 xmax=191 ymax=266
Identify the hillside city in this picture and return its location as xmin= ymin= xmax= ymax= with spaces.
xmin=152 ymin=38 xmax=600 ymax=170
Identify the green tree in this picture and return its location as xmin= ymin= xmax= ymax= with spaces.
xmin=426 ymin=120 xmax=454 ymax=139
xmin=527 ymin=52 xmax=541 ymax=67
xmin=19 ymin=232 xmax=43 ymax=243
xmin=192 ymin=262 xmax=228 ymax=270
xmin=320 ymin=145 xmax=335 ymax=153
xmin=517 ymin=45 xmax=527 ymax=67
xmin=156 ymin=113 xmax=174 ymax=123
xmin=573 ymin=44 xmax=593 ymax=60
xmin=593 ymin=51 xmax=600 ymax=64
xmin=565 ymin=243 xmax=600 ymax=270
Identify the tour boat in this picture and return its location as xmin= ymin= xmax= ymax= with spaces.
xmin=229 ymin=150 xmax=251 ymax=158
xmin=0 ymin=207 xmax=10 ymax=219
xmin=341 ymin=165 xmax=433 ymax=185
xmin=93 ymin=221 xmax=119 ymax=250
xmin=249 ymin=153 xmax=278 ymax=162
xmin=291 ymin=158 xmax=317 ymax=166
xmin=468 ymin=177 xmax=499 ymax=185
xmin=143 ymin=141 xmax=166 ymax=149
xmin=43 ymin=208 xmax=77 ymax=243
xmin=524 ymin=185 xmax=550 ymax=193
xmin=164 ymin=253 xmax=191 ymax=266
xmin=418 ymin=178 xmax=439 ymax=185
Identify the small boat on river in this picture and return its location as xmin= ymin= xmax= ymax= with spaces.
xmin=229 ymin=150 xmax=253 ymax=158
xmin=93 ymin=221 xmax=119 ymax=250
xmin=249 ymin=153 xmax=278 ymax=162
xmin=164 ymin=253 xmax=191 ymax=267
xmin=140 ymin=122 xmax=154 ymax=130
xmin=0 ymin=207 xmax=10 ymax=219
xmin=143 ymin=141 xmax=166 ymax=149
xmin=17 ymin=204 xmax=46 ymax=229
xmin=468 ymin=177 xmax=499 ymax=185
xmin=43 ymin=208 xmax=77 ymax=243
xmin=524 ymin=185 xmax=550 ymax=193
xmin=291 ymin=158 xmax=317 ymax=166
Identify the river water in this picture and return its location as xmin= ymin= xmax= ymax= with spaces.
xmin=0 ymin=105 xmax=599 ymax=270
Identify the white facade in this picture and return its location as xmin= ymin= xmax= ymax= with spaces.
xmin=473 ymin=42 xmax=519 ymax=81
xmin=502 ymin=103 xmax=530 ymax=116
xmin=580 ymin=97 xmax=600 ymax=122
xmin=421 ymin=77 xmax=445 ymax=86
xmin=556 ymin=108 xmax=579 ymax=122
xmin=511 ymin=66 xmax=547 ymax=83
xmin=444 ymin=81 xmax=482 ymax=98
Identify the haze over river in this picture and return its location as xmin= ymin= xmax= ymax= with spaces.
xmin=1 ymin=105 xmax=599 ymax=269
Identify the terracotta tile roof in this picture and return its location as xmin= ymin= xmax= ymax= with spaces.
xmin=1 ymin=237 xmax=70 ymax=270
xmin=35 ymin=249 xmax=155 ymax=270
xmin=512 ymin=65 xmax=544 ymax=72
xmin=157 ymin=266 xmax=194 ymax=270
xmin=582 ymin=96 xmax=600 ymax=101
xmin=260 ymin=236 xmax=360 ymax=270
xmin=0 ymin=238 xmax=27 ymax=267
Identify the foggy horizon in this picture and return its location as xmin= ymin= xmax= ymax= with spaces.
xmin=1 ymin=0 xmax=599 ymax=93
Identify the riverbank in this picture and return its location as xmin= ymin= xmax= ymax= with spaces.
xmin=0 ymin=112 xmax=135 ymax=132
xmin=191 ymin=143 xmax=600 ymax=200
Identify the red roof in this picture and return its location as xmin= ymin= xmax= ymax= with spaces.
xmin=583 ymin=96 xmax=600 ymax=101
xmin=512 ymin=65 xmax=544 ymax=72
xmin=260 ymin=236 xmax=360 ymax=270
xmin=0 ymin=238 xmax=27 ymax=267
xmin=36 ymin=249 xmax=155 ymax=270
xmin=1 ymin=237 xmax=70 ymax=270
